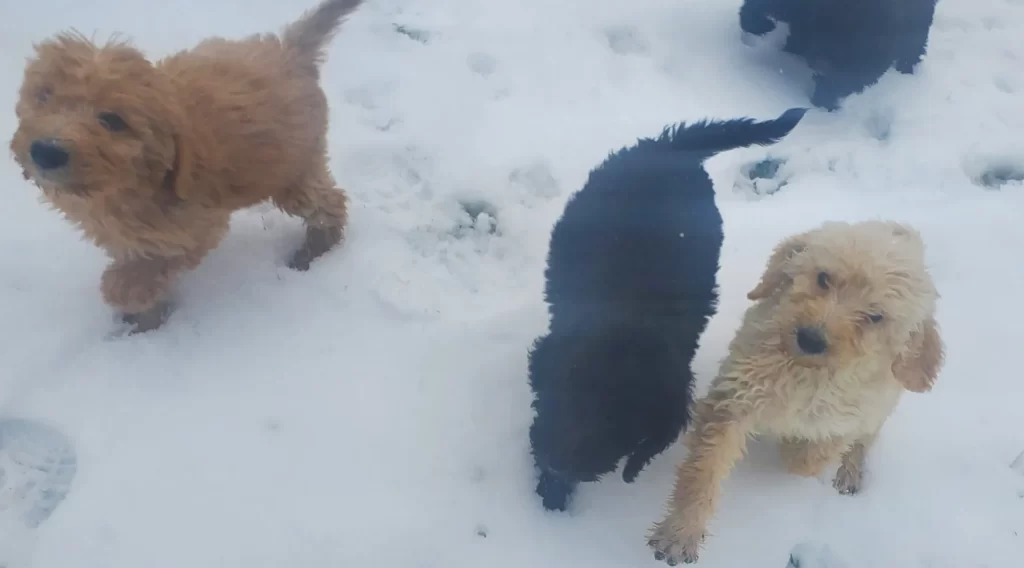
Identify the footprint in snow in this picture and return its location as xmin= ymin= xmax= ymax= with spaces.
xmin=786 ymin=542 xmax=850 ymax=568
xmin=604 ymin=25 xmax=650 ymax=56
xmin=863 ymin=109 xmax=892 ymax=142
xmin=0 ymin=418 xmax=77 ymax=567
xmin=508 ymin=161 xmax=560 ymax=200
xmin=977 ymin=164 xmax=1024 ymax=189
xmin=455 ymin=199 xmax=500 ymax=237
xmin=1010 ymin=450 xmax=1024 ymax=476
xmin=467 ymin=53 xmax=498 ymax=78
xmin=737 ymin=157 xmax=791 ymax=196
xmin=392 ymin=23 xmax=431 ymax=44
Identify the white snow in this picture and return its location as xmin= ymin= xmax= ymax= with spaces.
xmin=1 ymin=0 xmax=1023 ymax=566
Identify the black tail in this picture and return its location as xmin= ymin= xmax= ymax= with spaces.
xmin=282 ymin=0 xmax=365 ymax=71
xmin=658 ymin=107 xmax=809 ymax=160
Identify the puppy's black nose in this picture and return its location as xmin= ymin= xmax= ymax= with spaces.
xmin=30 ymin=140 xmax=69 ymax=170
xmin=796 ymin=327 xmax=828 ymax=355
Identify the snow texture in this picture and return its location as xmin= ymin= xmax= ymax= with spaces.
xmin=0 ymin=419 xmax=77 ymax=566
xmin=786 ymin=542 xmax=851 ymax=568
xmin=1 ymin=0 xmax=1023 ymax=567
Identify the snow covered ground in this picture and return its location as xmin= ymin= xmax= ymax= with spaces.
xmin=1 ymin=0 xmax=1023 ymax=566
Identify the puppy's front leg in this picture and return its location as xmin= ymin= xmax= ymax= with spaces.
xmin=892 ymin=7 xmax=937 ymax=74
xmin=648 ymin=398 xmax=751 ymax=565
xmin=779 ymin=436 xmax=849 ymax=478
xmin=101 ymin=254 xmax=196 ymax=333
xmin=810 ymin=56 xmax=894 ymax=110
xmin=832 ymin=431 xmax=878 ymax=495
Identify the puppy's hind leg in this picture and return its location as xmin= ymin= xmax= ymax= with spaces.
xmin=274 ymin=153 xmax=350 ymax=271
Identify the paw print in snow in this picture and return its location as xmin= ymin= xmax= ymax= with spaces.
xmin=787 ymin=542 xmax=850 ymax=568
xmin=737 ymin=157 xmax=791 ymax=196
xmin=0 ymin=418 xmax=77 ymax=568
xmin=392 ymin=23 xmax=431 ymax=44
xmin=0 ymin=418 xmax=77 ymax=529
xmin=604 ymin=25 xmax=650 ymax=56
xmin=467 ymin=53 xmax=498 ymax=78
xmin=455 ymin=199 xmax=499 ymax=237
xmin=978 ymin=164 xmax=1024 ymax=189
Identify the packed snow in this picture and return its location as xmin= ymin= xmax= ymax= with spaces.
xmin=1 ymin=0 xmax=1023 ymax=566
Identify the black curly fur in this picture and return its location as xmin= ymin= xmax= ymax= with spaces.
xmin=527 ymin=107 xmax=808 ymax=512
xmin=739 ymin=0 xmax=939 ymax=109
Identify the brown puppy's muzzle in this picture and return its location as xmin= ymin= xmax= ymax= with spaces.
xmin=30 ymin=138 xmax=70 ymax=171
xmin=20 ymin=135 xmax=84 ymax=192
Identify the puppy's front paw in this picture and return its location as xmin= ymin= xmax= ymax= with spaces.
xmin=648 ymin=519 xmax=704 ymax=565
xmin=810 ymin=88 xmax=841 ymax=112
xmin=832 ymin=463 xmax=862 ymax=495
xmin=101 ymin=261 xmax=169 ymax=314
xmin=121 ymin=302 xmax=173 ymax=334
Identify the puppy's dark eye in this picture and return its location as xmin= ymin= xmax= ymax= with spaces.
xmin=816 ymin=271 xmax=830 ymax=290
xmin=98 ymin=112 xmax=128 ymax=132
xmin=865 ymin=313 xmax=884 ymax=324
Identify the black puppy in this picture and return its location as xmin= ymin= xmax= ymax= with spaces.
xmin=527 ymin=107 xmax=808 ymax=512
xmin=739 ymin=0 xmax=939 ymax=109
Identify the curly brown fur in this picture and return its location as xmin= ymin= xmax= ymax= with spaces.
xmin=647 ymin=220 xmax=946 ymax=564
xmin=9 ymin=0 xmax=364 ymax=331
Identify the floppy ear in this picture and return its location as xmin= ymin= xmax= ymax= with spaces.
xmin=747 ymin=233 xmax=808 ymax=300
xmin=166 ymin=131 xmax=194 ymax=200
xmin=891 ymin=316 xmax=945 ymax=393
xmin=142 ymin=70 xmax=196 ymax=201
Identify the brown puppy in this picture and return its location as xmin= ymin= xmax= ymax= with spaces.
xmin=647 ymin=220 xmax=945 ymax=565
xmin=10 ymin=0 xmax=364 ymax=332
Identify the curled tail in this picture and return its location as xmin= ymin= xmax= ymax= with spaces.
xmin=281 ymin=0 xmax=365 ymax=71
xmin=660 ymin=107 xmax=809 ymax=160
